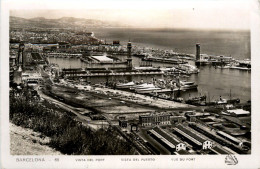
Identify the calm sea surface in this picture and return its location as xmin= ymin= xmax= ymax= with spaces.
xmin=91 ymin=28 xmax=250 ymax=59
xmin=48 ymin=28 xmax=251 ymax=102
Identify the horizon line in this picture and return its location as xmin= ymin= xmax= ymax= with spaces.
xmin=9 ymin=15 xmax=250 ymax=31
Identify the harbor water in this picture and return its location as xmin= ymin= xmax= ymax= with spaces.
xmin=48 ymin=29 xmax=251 ymax=103
xmin=180 ymin=65 xmax=250 ymax=103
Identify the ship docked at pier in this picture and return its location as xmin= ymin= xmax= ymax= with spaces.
xmin=116 ymin=79 xmax=198 ymax=95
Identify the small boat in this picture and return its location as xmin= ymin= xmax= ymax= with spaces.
xmin=227 ymin=98 xmax=240 ymax=104
xmin=215 ymin=96 xmax=227 ymax=104
xmin=171 ymin=97 xmax=184 ymax=103
xmin=180 ymin=81 xmax=198 ymax=90
xmin=217 ymin=64 xmax=231 ymax=69
xmin=185 ymin=95 xmax=206 ymax=104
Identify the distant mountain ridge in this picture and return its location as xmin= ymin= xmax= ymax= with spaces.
xmin=10 ymin=16 xmax=126 ymax=29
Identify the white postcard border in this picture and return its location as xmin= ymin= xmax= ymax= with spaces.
xmin=1 ymin=0 xmax=260 ymax=168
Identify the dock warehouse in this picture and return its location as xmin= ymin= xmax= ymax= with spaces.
xmin=173 ymin=125 xmax=213 ymax=150
xmin=216 ymin=131 xmax=243 ymax=146
xmin=147 ymin=127 xmax=186 ymax=154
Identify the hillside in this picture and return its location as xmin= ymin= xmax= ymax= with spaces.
xmin=10 ymin=16 xmax=122 ymax=29
xmin=10 ymin=123 xmax=62 ymax=155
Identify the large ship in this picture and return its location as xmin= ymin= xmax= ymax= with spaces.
xmin=132 ymin=83 xmax=161 ymax=93
xmin=230 ymin=59 xmax=251 ymax=71
xmin=130 ymin=83 xmax=153 ymax=90
xmin=116 ymin=81 xmax=135 ymax=89
xmin=135 ymin=87 xmax=162 ymax=94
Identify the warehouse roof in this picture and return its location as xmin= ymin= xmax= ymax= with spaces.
xmin=91 ymin=55 xmax=113 ymax=62
xmin=217 ymin=131 xmax=242 ymax=144
xmin=175 ymin=125 xmax=207 ymax=144
xmin=153 ymin=127 xmax=181 ymax=145
xmin=149 ymin=129 xmax=175 ymax=149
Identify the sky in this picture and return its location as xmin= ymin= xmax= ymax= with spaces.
xmin=7 ymin=0 xmax=251 ymax=30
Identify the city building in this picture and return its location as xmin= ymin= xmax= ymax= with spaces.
xmin=139 ymin=112 xmax=171 ymax=126
xmin=130 ymin=123 xmax=138 ymax=132
xmin=9 ymin=55 xmax=17 ymax=67
xmin=184 ymin=111 xmax=210 ymax=122
xmin=47 ymin=52 xmax=82 ymax=58
xmin=118 ymin=116 xmax=128 ymax=128
xmin=13 ymin=70 xmax=22 ymax=84
xmin=170 ymin=115 xmax=186 ymax=124
xmin=58 ymin=42 xmax=71 ymax=49
xmin=185 ymin=111 xmax=198 ymax=122
xmin=21 ymin=71 xmax=43 ymax=86
xmin=113 ymin=40 xmax=120 ymax=45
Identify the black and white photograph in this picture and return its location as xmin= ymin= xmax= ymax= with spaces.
xmin=1 ymin=0 xmax=260 ymax=168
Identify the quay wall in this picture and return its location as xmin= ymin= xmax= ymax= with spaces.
xmin=83 ymin=74 xmax=164 ymax=84
xmin=84 ymin=62 xmax=128 ymax=69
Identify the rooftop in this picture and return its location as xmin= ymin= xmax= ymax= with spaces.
xmin=91 ymin=55 xmax=113 ymax=62
xmin=175 ymin=125 xmax=207 ymax=144
xmin=139 ymin=112 xmax=171 ymax=118
xmin=216 ymin=131 xmax=242 ymax=143
xmin=153 ymin=127 xmax=182 ymax=145
xmin=149 ymin=129 xmax=175 ymax=149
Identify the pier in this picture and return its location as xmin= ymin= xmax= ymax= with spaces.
xmin=63 ymin=70 xmax=164 ymax=78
